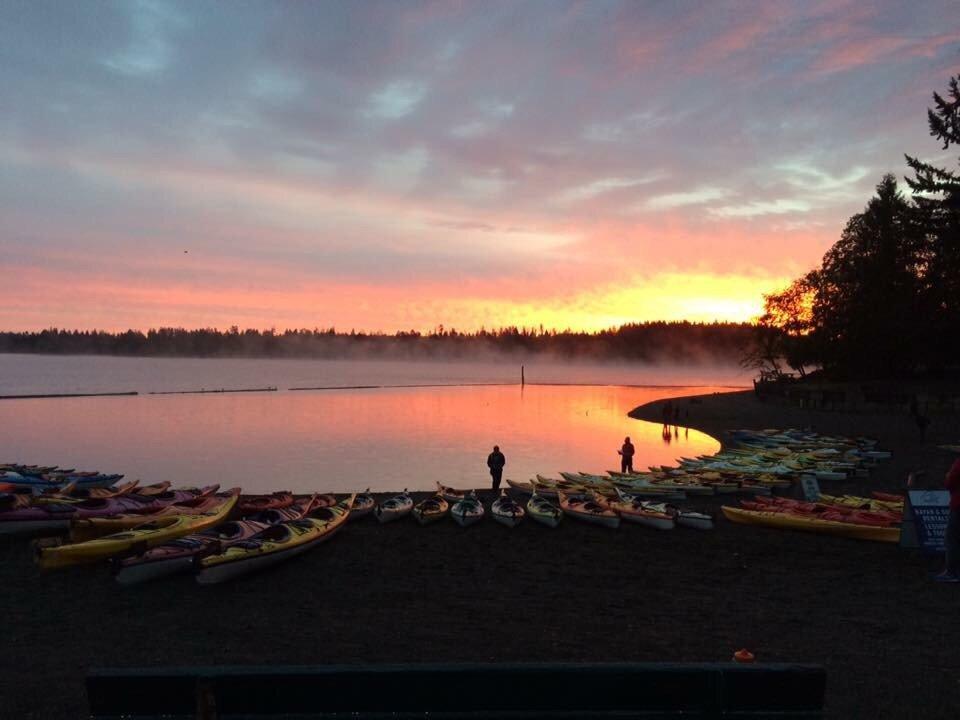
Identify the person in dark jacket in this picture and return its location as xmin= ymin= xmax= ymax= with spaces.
xmin=618 ymin=437 xmax=635 ymax=473
xmin=487 ymin=445 xmax=506 ymax=492
xmin=935 ymin=456 xmax=960 ymax=582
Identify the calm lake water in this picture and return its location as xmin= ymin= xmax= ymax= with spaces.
xmin=0 ymin=355 xmax=738 ymax=493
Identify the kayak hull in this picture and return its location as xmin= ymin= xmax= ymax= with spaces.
xmin=115 ymin=556 xmax=195 ymax=585
xmin=197 ymin=537 xmax=318 ymax=585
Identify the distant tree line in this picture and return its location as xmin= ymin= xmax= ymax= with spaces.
xmin=0 ymin=322 xmax=755 ymax=364
xmin=748 ymin=74 xmax=960 ymax=380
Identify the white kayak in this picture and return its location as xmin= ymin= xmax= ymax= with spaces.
xmin=491 ymin=491 xmax=524 ymax=528
xmin=451 ymin=493 xmax=484 ymax=527
xmin=374 ymin=490 xmax=413 ymax=524
xmin=526 ymin=493 xmax=562 ymax=528
xmin=558 ymin=492 xmax=619 ymax=529
xmin=350 ymin=488 xmax=375 ymax=519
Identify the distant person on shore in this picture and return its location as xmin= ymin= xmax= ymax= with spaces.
xmin=618 ymin=437 xmax=635 ymax=473
xmin=936 ymin=455 xmax=960 ymax=583
xmin=487 ymin=445 xmax=506 ymax=492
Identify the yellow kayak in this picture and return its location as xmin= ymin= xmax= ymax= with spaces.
xmin=69 ymin=491 xmax=232 ymax=542
xmin=197 ymin=495 xmax=353 ymax=583
xmin=36 ymin=489 xmax=241 ymax=569
xmin=721 ymin=505 xmax=900 ymax=543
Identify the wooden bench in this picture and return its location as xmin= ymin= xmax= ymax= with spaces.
xmin=87 ymin=662 xmax=826 ymax=718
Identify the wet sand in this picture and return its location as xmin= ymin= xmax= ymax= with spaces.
xmin=2 ymin=389 xmax=958 ymax=718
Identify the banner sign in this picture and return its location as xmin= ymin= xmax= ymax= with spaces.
xmin=907 ymin=490 xmax=950 ymax=555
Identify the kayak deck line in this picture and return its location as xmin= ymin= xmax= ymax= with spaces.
xmin=0 ymin=391 xmax=139 ymax=400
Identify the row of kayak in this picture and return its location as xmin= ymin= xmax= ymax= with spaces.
xmin=728 ymin=428 xmax=887 ymax=456
xmin=503 ymin=471 xmax=780 ymax=501
xmin=721 ymin=495 xmax=902 ymax=543
xmin=406 ymin=484 xmax=715 ymax=531
xmin=373 ymin=488 xmax=561 ymax=528
xmin=676 ymin=428 xmax=892 ymax=482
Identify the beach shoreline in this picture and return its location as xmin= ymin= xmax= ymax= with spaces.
xmin=2 ymin=388 xmax=958 ymax=718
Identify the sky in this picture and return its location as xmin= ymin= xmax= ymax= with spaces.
xmin=1 ymin=1 xmax=958 ymax=333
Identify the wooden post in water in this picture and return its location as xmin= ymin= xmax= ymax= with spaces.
xmin=521 ymin=365 xmax=525 ymax=387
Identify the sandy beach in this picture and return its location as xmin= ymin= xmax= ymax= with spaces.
xmin=2 ymin=389 xmax=958 ymax=718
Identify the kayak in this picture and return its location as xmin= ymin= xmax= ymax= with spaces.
xmin=669 ymin=506 xmax=714 ymax=530
xmin=114 ymin=495 xmax=318 ymax=585
xmin=350 ymin=489 xmax=375 ymax=519
xmin=412 ymin=495 xmax=449 ymax=525
xmin=451 ymin=493 xmax=484 ymax=527
xmin=134 ymin=482 xmax=174 ymax=497
xmin=196 ymin=496 xmax=353 ymax=584
xmin=35 ymin=489 xmax=242 ymax=569
xmin=721 ymin=505 xmax=900 ymax=543
xmin=526 ymin=493 xmax=562 ymax=528
xmin=437 ymin=483 xmax=472 ymax=503
xmin=312 ymin=494 xmax=338 ymax=508
xmin=491 ymin=491 xmax=524 ymax=527
xmin=31 ymin=480 xmax=140 ymax=504
xmin=69 ymin=486 xmax=223 ymax=541
xmin=819 ymin=493 xmax=903 ymax=514
xmin=506 ymin=478 xmax=534 ymax=494
xmin=609 ymin=490 xmax=673 ymax=530
xmin=872 ymin=491 xmax=905 ymax=504
xmin=558 ymin=492 xmax=619 ymax=529
xmin=1 ymin=464 xmax=64 ymax=477
xmin=0 ymin=493 xmax=172 ymax=537
xmin=238 ymin=491 xmax=294 ymax=514
xmin=0 ymin=472 xmax=123 ymax=490
xmin=375 ymin=490 xmax=413 ymax=523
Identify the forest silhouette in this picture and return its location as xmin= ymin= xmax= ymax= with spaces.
xmin=0 ymin=322 xmax=753 ymax=364
xmin=748 ymin=73 xmax=960 ymax=380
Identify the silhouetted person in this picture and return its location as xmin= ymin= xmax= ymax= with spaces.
xmin=618 ymin=437 xmax=635 ymax=473
xmin=662 ymin=400 xmax=673 ymax=426
xmin=487 ymin=445 xmax=505 ymax=492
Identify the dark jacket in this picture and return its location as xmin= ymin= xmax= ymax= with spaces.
xmin=621 ymin=442 xmax=635 ymax=459
xmin=487 ymin=451 xmax=506 ymax=471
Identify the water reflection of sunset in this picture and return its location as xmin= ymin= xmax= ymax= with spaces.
xmin=1 ymin=385 xmax=721 ymax=493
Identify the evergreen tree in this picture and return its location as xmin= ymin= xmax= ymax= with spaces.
xmin=811 ymin=174 xmax=921 ymax=376
xmin=905 ymin=74 xmax=960 ymax=370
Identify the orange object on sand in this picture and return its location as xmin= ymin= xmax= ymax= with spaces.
xmin=733 ymin=648 xmax=755 ymax=663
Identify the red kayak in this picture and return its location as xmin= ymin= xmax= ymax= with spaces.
xmin=239 ymin=491 xmax=294 ymax=514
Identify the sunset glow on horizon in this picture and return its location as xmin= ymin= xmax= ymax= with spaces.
xmin=2 ymin=1 xmax=957 ymax=333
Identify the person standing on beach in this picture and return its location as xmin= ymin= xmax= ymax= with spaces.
xmin=936 ymin=455 xmax=960 ymax=583
xmin=662 ymin=400 xmax=673 ymax=426
xmin=487 ymin=445 xmax=506 ymax=492
xmin=618 ymin=437 xmax=635 ymax=473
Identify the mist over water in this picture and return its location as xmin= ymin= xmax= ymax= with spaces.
xmin=0 ymin=353 xmax=749 ymax=396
